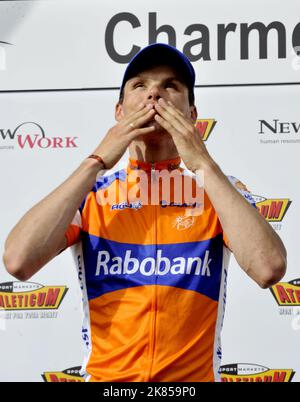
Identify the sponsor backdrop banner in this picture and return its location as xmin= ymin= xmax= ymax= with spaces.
xmin=0 ymin=0 xmax=299 ymax=382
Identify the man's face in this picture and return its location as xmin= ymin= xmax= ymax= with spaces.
xmin=116 ymin=65 xmax=197 ymax=134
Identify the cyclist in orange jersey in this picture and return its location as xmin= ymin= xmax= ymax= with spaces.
xmin=3 ymin=43 xmax=287 ymax=382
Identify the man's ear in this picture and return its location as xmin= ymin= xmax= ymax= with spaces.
xmin=115 ymin=102 xmax=124 ymax=122
xmin=190 ymin=105 xmax=198 ymax=123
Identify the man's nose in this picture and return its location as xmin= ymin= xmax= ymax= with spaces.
xmin=147 ymin=85 xmax=161 ymax=101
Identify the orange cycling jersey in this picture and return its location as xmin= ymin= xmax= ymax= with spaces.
xmin=65 ymin=157 xmax=256 ymax=382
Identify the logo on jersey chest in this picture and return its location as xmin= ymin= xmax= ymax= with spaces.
xmin=111 ymin=201 xmax=142 ymax=210
xmin=172 ymin=215 xmax=195 ymax=230
xmin=83 ymin=234 xmax=224 ymax=301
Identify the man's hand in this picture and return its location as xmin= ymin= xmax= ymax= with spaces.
xmin=93 ymin=103 xmax=156 ymax=169
xmin=154 ymin=98 xmax=212 ymax=172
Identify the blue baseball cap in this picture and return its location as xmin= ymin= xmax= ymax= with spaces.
xmin=119 ymin=43 xmax=195 ymax=103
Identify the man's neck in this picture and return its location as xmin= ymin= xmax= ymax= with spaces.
xmin=128 ymin=134 xmax=179 ymax=163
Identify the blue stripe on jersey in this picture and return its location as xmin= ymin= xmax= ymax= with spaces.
xmin=78 ymin=169 xmax=127 ymax=213
xmin=82 ymin=233 xmax=224 ymax=302
xmin=91 ymin=169 xmax=127 ymax=192
xmin=227 ymin=175 xmax=257 ymax=208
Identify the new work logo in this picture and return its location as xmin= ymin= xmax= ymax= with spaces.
xmin=0 ymin=122 xmax=78 ymax=151
xmin=259 ymin=119 xmax=300 ymax=145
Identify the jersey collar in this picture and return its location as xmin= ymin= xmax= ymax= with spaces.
xmin=127 ymin=156 xmax=182 ymax=174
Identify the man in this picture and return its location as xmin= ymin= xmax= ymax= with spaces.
xmin=3 ymin=43 xmax=286 ymax=382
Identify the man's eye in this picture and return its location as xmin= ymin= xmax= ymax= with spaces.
xmin=134 ymin=83 xmax=144 ymax=88
xmin=166 ymin=83 xmax=177 ymax=89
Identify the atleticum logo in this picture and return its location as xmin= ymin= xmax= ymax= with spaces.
xmin=195 ymin=119 xmax=216 ymax=141
xmin=42 ymin=366 xmax=84 ymax=382
xmin=270 ymin=279 xmax=300 ymax=306
xmin=220 ymin=364 xmax=295 ymax=382
xmin=252 ymin=195 xmax=291 ymax=222
xmin=0 ymin=282 xmax=68 ymax=310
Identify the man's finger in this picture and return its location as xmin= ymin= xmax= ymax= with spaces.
xmin=123 ymin=104 xmax=153 ymax=127
xmin=155 ymin=103 xmax=188 ymax=135
xmin=154 ymin=114 xmax=181 ymax=138
xmin=166 ymin=100 xmax=185 ymax=117
xmin=129 ymin=125 xmax=156 ymax=140
xmin=156 ymin=99 xmax=193 ymax=131
xmin=127 ymin=108 xmax=156 ymax=131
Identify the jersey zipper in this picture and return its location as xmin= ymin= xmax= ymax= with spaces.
xmin=147 ymin=162 xmax=158 ymax=381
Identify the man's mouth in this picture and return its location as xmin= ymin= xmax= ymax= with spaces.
xmin=142 ymin=119 xmax=167 ymax=134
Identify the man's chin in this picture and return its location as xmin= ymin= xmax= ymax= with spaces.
xmin=135 ymin=130 xmax=172 ymax=145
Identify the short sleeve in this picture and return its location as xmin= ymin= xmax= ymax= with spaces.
xmin=223 ymin=176 xmax=257 ymax=249
xmin=64 ymin=210 xmax=82 ymax=247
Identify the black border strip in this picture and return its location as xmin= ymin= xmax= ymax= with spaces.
xmin=0 ymin=81 xmax=300 ymax=94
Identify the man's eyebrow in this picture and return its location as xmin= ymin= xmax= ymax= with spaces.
xmin=130 ymin=75 xmax=144 ymax=80
xmin=164 ymin=76 xmax=184 ymax=83
xmin=127 ymin=75 xmax=185 ymax=86
xmin=130 ymin=75 xmax=183 ymax=82
xmin=127 ymin=76 xmax=144 ymax=84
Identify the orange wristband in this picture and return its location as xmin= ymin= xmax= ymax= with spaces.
xmin=87 ymin=154 xmax=106 ymax=169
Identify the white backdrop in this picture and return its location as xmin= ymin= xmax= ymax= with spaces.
xmin=0 ymin=0 xmax=299 ymax=382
